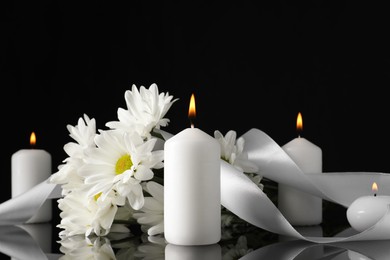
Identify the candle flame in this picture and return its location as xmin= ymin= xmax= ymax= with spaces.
xmin=30 ymin=132 xmax=36 ymax=148
xmin=372 ymin=182 xmax=378 ymax=192
xmin=188 ymin=93 xmax=196 ymax=128
xmin=296 ymin=112 xmax=303 ymax=137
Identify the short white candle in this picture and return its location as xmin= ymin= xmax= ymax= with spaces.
xmin=164 ymin=93 xmax=221 ymax=246
xmin=278 ymin=112 xmax=323 ymax=226
xmin=347 ymin=182 xmax=390 ymax=232
xmin=11 ymin=132 xmax=52 ymax=223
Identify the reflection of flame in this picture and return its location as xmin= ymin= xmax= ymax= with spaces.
xmin=296 ymin=112 xmax=303 ymax=136
xmin=372 ymin=182 xmax=378 ymax=192
xmin=188 ymin=93 xmax=196 ymax=128
xmin=30 ymin=132 xmax=36 ymax=148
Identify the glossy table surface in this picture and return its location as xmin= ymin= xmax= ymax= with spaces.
xmin=1 ymin=200 xmax=389 ymax=260
xmin=1 ymin=180 xmax=388 ymax=260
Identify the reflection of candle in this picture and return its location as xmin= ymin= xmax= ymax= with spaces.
xmin=11 ymin=132 xmax=52 ymax=223
xmin=347 ymin=182 xmax=390 ymax=232
xmin=164 ymin=93 xmax=221 ymax=245
xmin=165 ymin=243 xmax=221 ymax=260
xmin=278 ymin=112 xmax=323 ymax=225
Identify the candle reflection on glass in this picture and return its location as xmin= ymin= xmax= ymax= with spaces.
xmin=165 ymin=243 xmax=221 ymax=260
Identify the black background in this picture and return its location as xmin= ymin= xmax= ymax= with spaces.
xmin=1 ymin=0 xmax=389 ymax=213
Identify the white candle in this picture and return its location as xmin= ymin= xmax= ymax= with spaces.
xmin=347 ymin=182 xmax=390 ymax=232
xmin=11 ymin=132 xmax=52 ymax=223
xmin=164 ymin=93 xmax=221 ymax=246
xmin=278 ymin=112 xmax=323 ymax=226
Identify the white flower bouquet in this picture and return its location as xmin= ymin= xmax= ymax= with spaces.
xmin=50 ymin=83 xmax=264 ymax=238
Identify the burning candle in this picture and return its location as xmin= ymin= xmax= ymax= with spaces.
xmin=11 ymin=131 xmax=52 ymax=223
xmin=164 ymin=93 xmax=221 ymax=245
xmin=278 ymin=112 xmax=323 ymax=226
xmin=347 ymin=182 xmax=390 ymax=232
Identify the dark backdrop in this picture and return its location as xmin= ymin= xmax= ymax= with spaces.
xmin=1 ymin=1 xmax=389 ymax=208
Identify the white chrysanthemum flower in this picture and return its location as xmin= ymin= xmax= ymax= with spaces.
xmin=106 ymin=83 xmax=178 ymax=139
xmin=214 ymin=130 xmax=259 ymax=174
xmin=50 ymin=114 xmax=97 ymax=195
xmin=222 ymin=235 xmax=253 ymax=260
xmin=114 ymin=200 xmax=136 ymax=222
xmin=56 ymin=192 xmax=94 ymax=237
xmin=133 ymin=181 xmax=164 ymax=236
xmin=57 ymin=190 xmax=106 ymax=237
xmin=58 ymin=188 xmax=129 ymax=237
xmin=246 ymin=173 xmax=264 ymax=190
xmin=215 ymin=130 xmax=264 ymax=191
xmin=58 ymin=235 xmax=116 ymax=260
xmin=79 ymin=130 xmax=164 ymax=211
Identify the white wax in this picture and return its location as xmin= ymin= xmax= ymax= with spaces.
xmin=11 ymin=149 xmax=52 ymax=223
xmin=346 ymin=195 xmax=390 ymax=232
xmin=164 ymin=127 xmax=221 ymax=245
xmin=278 ymin=137 xmax=323 ymax=226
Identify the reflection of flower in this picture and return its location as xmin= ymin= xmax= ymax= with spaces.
xmin=222 ymin=235 xmax=253 ymax=260
xmin=133 ymin=234 xmax=166 ymax=260
xmin=58 ymin=235 xmax=116 ymax=260
xmin=58 ymin=233 xmax=167 ymax=260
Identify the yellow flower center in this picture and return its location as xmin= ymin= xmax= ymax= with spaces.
xmin=115 ymin=154 xmax=133 ymax=175
xmin=221 ymin=156 xmax=229 ymax=163
xmin=94 ymin=192 xmax=102 ymax=201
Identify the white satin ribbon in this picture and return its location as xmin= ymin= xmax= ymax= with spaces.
xmin=242 ymin=128 xmax=390 ymax=207
xmin=1 ymin=128 xmax=390 ymax=244
xmin=0 ymin=179 xmax=61 ymax=225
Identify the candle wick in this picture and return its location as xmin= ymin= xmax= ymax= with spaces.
xmin=189 ymin=118 xmax=195 ymax=128
xmin=374 ymin=193 xmax=377 ymax=197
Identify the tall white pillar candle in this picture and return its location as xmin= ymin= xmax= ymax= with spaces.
xmin=11 ymin=132 xmax=52 ymax=223
xmin=164 ymin=93 xmax=221 ymax=245
xmin=278 ymin=113 xmax=322 ymax=226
